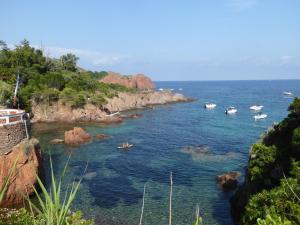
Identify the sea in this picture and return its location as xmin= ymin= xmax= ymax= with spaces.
xmin=32 ymin=80 xmax=300 ymax=225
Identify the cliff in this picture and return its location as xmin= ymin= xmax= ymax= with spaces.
xmin=231 ymin=98 xmax=300 ymax=225
xmin=100 ymin=71 xmax=155 ymax=90
xmin=31 ymin=91 xmax=191 ymax=123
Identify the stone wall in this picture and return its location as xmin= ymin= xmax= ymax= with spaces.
xmin=0 ymin=120 xmax=30 ymax=155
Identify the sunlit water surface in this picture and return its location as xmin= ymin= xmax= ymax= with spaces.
xmin=33 ymin=80 xmax=300 ymax=225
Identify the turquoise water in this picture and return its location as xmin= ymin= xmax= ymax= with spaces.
xmin=33 ymin=80 xmax=300 ymax=225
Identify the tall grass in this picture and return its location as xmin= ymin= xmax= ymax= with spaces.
xmin=26 ymin=158 xmax=85 ymax=225
xmin=0 ymin=157 xmax=19 ymax=203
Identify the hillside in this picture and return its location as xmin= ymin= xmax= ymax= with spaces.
xmin=231 ymin=98 xmax=300 ymax=224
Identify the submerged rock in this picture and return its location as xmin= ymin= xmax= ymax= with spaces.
xmin=95 ymin=134 xmax=110 ymax=139
xmin=49 ymin=138 xmax=64 ymax=144
xmin=216 ymin=172 xmax=240 ymax=190
xmin=64 ymin=127 xmax=92 ymax=145
xmin=83 ymin=171 xmax=97 ymax=181
xmin=0 ymin=138 xmax=41 ymax=206
xmin=122 ymin=113 xmax=143 ymax=119
xmin=181 ymin=145 xmax=241 ymax=162
xmin=181 ymin=145 xmax=210 ymax=155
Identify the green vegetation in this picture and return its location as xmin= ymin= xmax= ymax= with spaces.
xmin=240 ymin=98 xmax=300 ymax=225
xmin=0 ymin=39 xmax=134 ymax=111
xmin=0 ymin=159 xmax=94 ymax=225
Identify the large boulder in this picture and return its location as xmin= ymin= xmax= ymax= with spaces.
xmin=64 ymin=127 xmax=92 ymax=145
xmin=216 ymin=172 xmax=240 ymax=190
xmin=100 ymin=71 xmax=155 ymax=90
xmin=0 ymin=138 xmax=41 ymax=206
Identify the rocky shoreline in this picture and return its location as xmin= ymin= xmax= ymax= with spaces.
xmin=31 ymin=91 xmax=192 ymax=123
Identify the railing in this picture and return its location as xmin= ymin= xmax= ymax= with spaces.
xmin=0 ymin=109 xmax=27 ymax=126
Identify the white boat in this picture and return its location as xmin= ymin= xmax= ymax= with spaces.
xmin=254 ymin=113 xmax=267 ymax=120
xmin=225 ymin=106 xmax=237 ymax=114
xmin=179 ymin=88 xmax=183 ymax=91
xmin=159 ymin=88 xmax=164 ymax=91
xmin=283 ymin=91 xmax=293 ymax=96
xmin=204 ymin=103 xmax=217 ymax=109
xmin=250 ymin=105 xmax=264 ymax=111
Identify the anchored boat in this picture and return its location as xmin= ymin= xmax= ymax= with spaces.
xmin=225 ymin=106 xmax=237 ymax=115
xmin=204 ymin=103 xmax=217 ymax=109
xmin=283 ymin=91 xmax=293 ymax=96
xmin=250 ymin=105 xmax=264 ymax=111
xmin=254 ymin=113 xmax=268 ymax=120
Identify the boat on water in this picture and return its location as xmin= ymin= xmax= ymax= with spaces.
xmin=179 ymin=88 xmax=183 ymax=91
xmin=283 ymin=91 xmax=293 ymax=96
xmin=159 ymin=88 xmax=164 ymax=91
xmin=225 ymin=106 xmax=237 ymax=114
xmin=254 ymin=113 xmax=268 ymax=120
xmin=250 ymin=105 xmax=264 ymax=111
xmin=204 ymin=103 xmax=217 ymax=109
xmin=118 ymin=142 xmax=133 ymax=149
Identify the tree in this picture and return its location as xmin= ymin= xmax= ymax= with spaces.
xmin=60 ymin=53 xmax=78 ymax=71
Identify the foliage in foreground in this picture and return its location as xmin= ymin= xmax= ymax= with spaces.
xmin=239 ymin=98 xmax=300 ymax=225
xmin=0 ymin=158 xmax=94 ymax=225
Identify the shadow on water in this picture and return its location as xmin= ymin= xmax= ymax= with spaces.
xmin=68 ymin=153 xmax=195 ymax=209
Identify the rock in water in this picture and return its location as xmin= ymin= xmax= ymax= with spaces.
xmin=216 ymin=172 xmax=240 ymax=190
xmin=64 ymin=127 xmax=92 ymax=145
xmin=49 ymin=138 xmax=64 ymax=144
xmin=0 ymin=138 xmax=41 ymax=206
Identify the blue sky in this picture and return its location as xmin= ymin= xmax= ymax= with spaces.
xmin=1 ymin=0 xmax=299 ymax=81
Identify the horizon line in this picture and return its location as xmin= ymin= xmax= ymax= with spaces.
xmin=154 ymin=78 xmax=300 ymax=82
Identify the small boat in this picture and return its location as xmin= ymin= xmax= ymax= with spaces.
xmin=159 ymin=88 xmax=164 ymax=91
xmin=225 ymin=106 xmax=237 ymax=115
xmin=117 ymin=142 xmax=133 ymax=149
xmin=204 ymin=103 xmax=217 ymax=109
xmin=179 ymin=88 xmax=183 ymax=91
xmin=250 ymin=105 xmax=264 ymax=111
xmin=283 ymin=91 xmax=293 ymax=96
xmin=106 ymin=111 xmax=120 ymax=117
xmin=170 ymin=89 xmax=174 ymax=91
xmin=254 ymin=113 xmax=267 ymax=120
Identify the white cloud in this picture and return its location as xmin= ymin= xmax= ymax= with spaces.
xmin=227 ymin=0 xmax=258 ymax=12
xmin=35 ymin=45 xmax=125 ymax=66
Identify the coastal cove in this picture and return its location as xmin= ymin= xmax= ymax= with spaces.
xmin=33 ymin=80 xmax=299 ymax=225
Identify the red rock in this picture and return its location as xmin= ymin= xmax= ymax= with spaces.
xmin=0 ymin=138 xmax=41 ymax=206
xmin=64 ymin=127 xmax=92 ymax=145
xmin=216 ymin=172 xmax=240 ymax=190
xmin=100 ymin=71 xmax=155 ymax=90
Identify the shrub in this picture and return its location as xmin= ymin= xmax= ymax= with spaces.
xmin=249 ymin=144 xmax=278 ymax=182
xmin=244 ymin=178 xmax=300 ymax=225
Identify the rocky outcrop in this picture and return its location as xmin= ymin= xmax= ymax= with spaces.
xmin=216 ymin=172 xmax=240 ymax=190
xmin=31 ymin=91 xmax=191 ymax=123
xmin=100 ymin=71 xmax=155 ymax=90
xmin=0 ymin=138 xmax=41 ymax=206
xmin=64 ymin=127 xmax=92 ymax=145
xmin=104 ymin=91 xmax=189 ymax=112
xmin=31 ymin=102 xmax=122 ymax=123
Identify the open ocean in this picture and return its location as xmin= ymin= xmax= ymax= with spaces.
xmin=33 ymin=80 xmax=300 ymax=225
